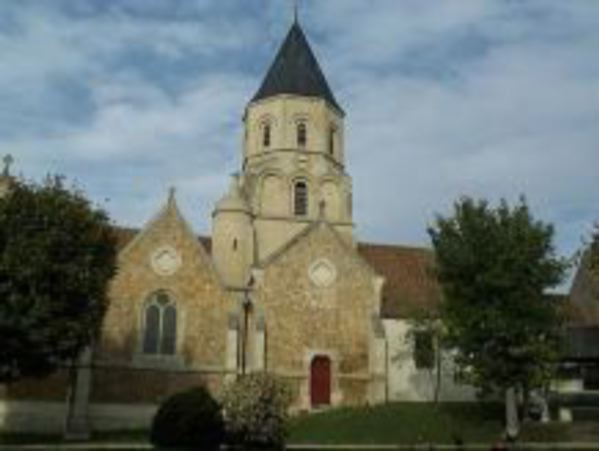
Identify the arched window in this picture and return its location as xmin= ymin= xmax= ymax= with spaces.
xmin=294 ymin=180 xmax=308 ymax=216
xmin=297 ymin=122 xmax=307 ymax=148
xmin=329 ymin=127 xmax=336 ymax=155
xmin=262 ymin=123 xmax=271 ymax=148
xmin=143 ymin=291 xmax=177 ymax=356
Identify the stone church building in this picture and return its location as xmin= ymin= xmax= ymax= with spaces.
xmin=0 ymin=20 xmax=478 ymax=434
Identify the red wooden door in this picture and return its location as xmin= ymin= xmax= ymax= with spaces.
xmin=310 ymin=356 xmax=331 ymax=407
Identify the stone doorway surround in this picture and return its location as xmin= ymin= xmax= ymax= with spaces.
xmin=300 ymin=349 xmax=342 ymax=410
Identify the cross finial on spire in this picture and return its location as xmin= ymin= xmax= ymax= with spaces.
xmin=293 ymin=0 xmax=299 ymax=23
xmin=2 ymin=154 xmax=14 ymax=177
xmin=168 ymin=186 xmax=176 ymax=204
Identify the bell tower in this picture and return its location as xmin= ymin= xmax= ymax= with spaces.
xmin=238 ymin=20 xmax=354 ymax=261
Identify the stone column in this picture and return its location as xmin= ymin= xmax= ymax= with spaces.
xmin=64 ymin=347 xmax=92 ymax=440
xmin=505 ymin=387 xmax=520 ymax=439
xmin=253 ymin=315 xmax=266 ymax=371
xmin=226 ymin=313 xmax=240 ymax=383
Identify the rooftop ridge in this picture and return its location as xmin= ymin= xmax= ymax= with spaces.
xmin=358 ymin=241 xmax=433 ymax=252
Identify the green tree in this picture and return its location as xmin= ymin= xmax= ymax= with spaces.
xmin=590 ymin=223 xmax=599 ymax=273
xmin=428 ymin=197 xmax=567 ymax=438
xmin=0 ymin=176 xmax=117 ymax=382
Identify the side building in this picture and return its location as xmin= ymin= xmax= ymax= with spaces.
xmin=553 ymin=252 xmax=599 ymax=421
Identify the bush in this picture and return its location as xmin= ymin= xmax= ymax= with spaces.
xmin=150 ymin=386 xmax=225 ymax=450
xmin=221 ymin=372 xmax=293 ymax=448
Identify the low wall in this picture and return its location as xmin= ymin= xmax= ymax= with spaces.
xmin=90 ymin=403 xmax=157 ymax=431
xmin=0 ymin=401 xmax=157 ymax=434
xmin=0 ymin=401 xmax=66 ymax=434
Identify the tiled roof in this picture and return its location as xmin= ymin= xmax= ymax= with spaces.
xmin=357 ymin=242 xmax=443 ymax=319
xmin=252 ymin=22 xmax=343 ymax=114
xmin=569 ymin=252 xmax=599 ymax=326
xmin=113 ymin=227 xmax=138 ymax=251
xmin=548 ymin=293 xmax=586 ymax=326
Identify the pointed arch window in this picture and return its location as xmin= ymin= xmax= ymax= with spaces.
xmin=297 ymin=122 xmax=307 ymax=148
xmin=262 ymin=123 xmax=271 ymax=148
xmin=294 ymin=180 xmax=308 ymax=216
xmin=143 ymin=291 xmax=177 ymax=356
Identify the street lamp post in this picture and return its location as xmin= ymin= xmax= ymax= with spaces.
xmin=241 ymin=292 xmax=251 ymax=375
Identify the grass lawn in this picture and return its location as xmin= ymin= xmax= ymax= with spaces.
xmin=288 ymin=402 xmax=570 ymax=445
xmin=0 ymin=403 xmax=579 ymax=447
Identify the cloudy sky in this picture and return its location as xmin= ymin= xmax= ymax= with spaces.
xmin=1 ymin=0 xmax=597 ymax=287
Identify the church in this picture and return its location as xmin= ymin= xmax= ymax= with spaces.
xmin=10 ymin=17 xmax=582 ymax=434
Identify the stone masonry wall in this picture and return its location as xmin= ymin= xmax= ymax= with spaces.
xmin=254 ymin=222 xmax=377 ymax=407
xmin=95 ymin=200 xmax=236 ymax=403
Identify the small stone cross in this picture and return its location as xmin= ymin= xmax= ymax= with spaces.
xmin=168 ymin=186 xmax=176 ymax=204
xmin=2 ymin=154 xmax=13 ymax=177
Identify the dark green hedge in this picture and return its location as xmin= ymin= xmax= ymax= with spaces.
xmin=150 ymin=386 xmax=224 ymax=450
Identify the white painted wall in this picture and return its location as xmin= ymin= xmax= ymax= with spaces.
xmin=90 ymin=403 xmax=157 ymax=431
xmin=383 ymin=319 xmax=477 ymax=402
xmin=0 ymin=401 xmax=157 ymax=434
xmin=0 ymin=401 xmax=67 ymax=433
xmin=551 ymin=378 xmax=585 ymax=393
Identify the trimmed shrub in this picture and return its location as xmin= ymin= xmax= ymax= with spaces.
xmin=150 ymin=386 xmax=225 ymax=450
xmin=221 ymin=372 xmax=293 ymax=448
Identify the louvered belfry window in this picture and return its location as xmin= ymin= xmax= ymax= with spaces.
xmin=297 ymin=122 xmax=307 ymax=148
xmin=143 ymin=291 xmax=177 ymax=355
xmin=263 ymin=123 xmax=271 ymax=148
xmin=294 ymin=181 xmax=308 ymax=216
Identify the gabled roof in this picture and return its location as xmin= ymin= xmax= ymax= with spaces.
xmin=252 ymin=21 xmax=343 ymax=114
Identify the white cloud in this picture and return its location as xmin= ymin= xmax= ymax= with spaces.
xmin=276 ymin=2 xmax=599 ymax=285
xmin=1 ymin=0 xmax=597 ymax=289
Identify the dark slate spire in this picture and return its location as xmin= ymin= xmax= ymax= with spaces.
xmin=252 ymin=22 xmax=343 ymax=114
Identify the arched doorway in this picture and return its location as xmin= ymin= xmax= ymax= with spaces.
xmin=310 ymin=355 xmax=331 ymax=408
